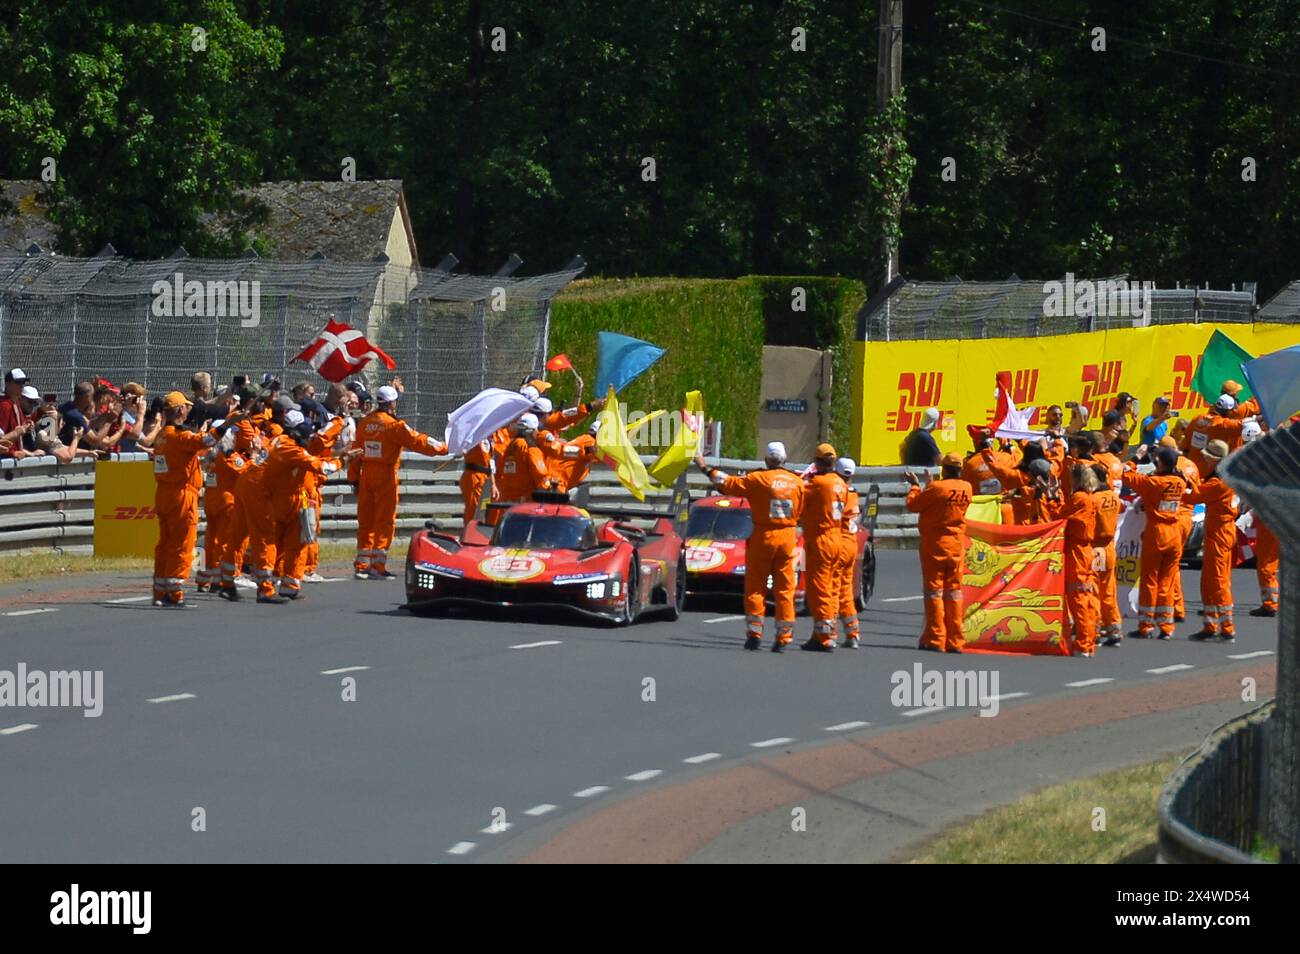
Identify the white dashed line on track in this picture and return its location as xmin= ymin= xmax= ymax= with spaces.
xmin=901 ymin=707 xmax=948 ymax=718
xmin=625 ymin=769 xmax=662 ymax=782
xmin=320 ymin=666 xmax=370 ymax=675
xmin=510 ymin=640 xmax=562 ymax=650
xmin=824 ymin=721 xmax=870 ymax=732
xmin=573 ymin=786 xmax=610 ymax=798
xmin=4 ymin=608 xmax=57 ymax=617
xmin=1227 ymin=651 xmax=1274 ymax=660
xmin=523 ymin=804 xmax=557 ymax=816
xmin=882 ymin=596 xmax=923 ymax=603
xmin=447 ymin=842 xmax=477 ymax=855
xmin=1 ymin=723 xmax=39 ymax=736
xmin=105 ymin=596 xmax=151 ymax=604
xmin=146 ymin=693 xmax=196 ymax=704
xmin=1147 ymin=664 xmax=1195 ymax=675
xmin=1065 ymin=678 xmax=1114 ymax=688
xmin=985 ymin=692 xmax=1029 ymax=703
xmin=751 ymin=737 xmax=794 ymax=748
xmin=683 ymin=753 xmax=722 ymax=764
xmin=703 ymin=615 xmax=746 ymax=624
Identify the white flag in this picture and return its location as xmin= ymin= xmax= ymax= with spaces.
xmin=444 ymin=388 xmax=535 ymax=456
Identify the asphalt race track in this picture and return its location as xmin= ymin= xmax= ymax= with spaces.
xmin=0 ymin=551 xmax=1278 ymax=863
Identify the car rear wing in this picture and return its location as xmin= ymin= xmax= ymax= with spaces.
xmin=582 ymin=469 xmax=691 ymax=529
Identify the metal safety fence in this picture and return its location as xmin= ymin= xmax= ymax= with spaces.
xmin=0 ymin=248 xmax=582 ymax=437
xmin=0 ymin=455 xmax=925 ymax=557
xmin=857 ymin=275 xmax=1300 ymax=341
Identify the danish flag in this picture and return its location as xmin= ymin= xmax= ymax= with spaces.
xmin=293 ymin=319 xmax=396 ymax=383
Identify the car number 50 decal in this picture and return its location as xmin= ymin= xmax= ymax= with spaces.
xmin=479 ymin=554 xmax=547 ymax=582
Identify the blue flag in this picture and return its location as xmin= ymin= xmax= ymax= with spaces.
xmin=1241 ymin=345 xmax=1300 ymax=427
xmin=594 ymin=331 xmax=666 ymax=395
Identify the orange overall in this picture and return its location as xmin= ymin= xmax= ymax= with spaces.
xmin=1048 ymin=490 xmax=1099 ymax=653
xmin=151 ymin=426 xmax=213 ymax=602
xmin=353 ymin=410 xmax=446 ymax=574
xmin=981 ymin=449 xmax=1053 ymax=525
xmin=905 ymin=479 xmax=971 ymax=652
xmin=1092 ymin=487 xmax=1121 ymax=640
xmin=199 ymin=449 xmax=248 ymax=592
xmin=540 ymin=432 xmax=598 ymax=493
xmin=708 ymin=466 xmax=805 ymax=644
xmin=837 ymin=487 xmax=862 ymax=640
xmin=1182 ymin=413 xmax=1246 ymax=473
xmin=302 ymin=417 xmax=346 ymax=578
xmin=495 ymin=436 xmax=550 ymax=502
xmin=802 ymin=472 xmax=848 ymax=647
xmin=1124 ymin=467 xmax=1189 ymax=637
xmin=459 ymin=426 xmax=511 ymax=523
xmin=1187 ymin=478 xmax=1238 ymax=636
xmin=233 ymin=456 xmax=277 ymax=598
xmin=1171 ymin=455 xmax=1201 ymax=619
xmin=264 ymin=438 xmax=340 ymax=597
xmin=1255 ymin=516 xmax=1280 ymax=613
xmin=542 ymin=403 xmax=594 ymax=433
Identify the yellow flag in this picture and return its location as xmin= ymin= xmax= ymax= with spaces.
xmin=595 ymin=385 xmax=653 ymax=501
xmin=648 ymin=390 xmax=703 ymax=488
xmin=966 ymin=494 xmax=1004 ymax=524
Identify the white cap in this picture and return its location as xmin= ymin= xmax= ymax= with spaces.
xmin=1215 ymin=393 xmax=1237 ymax=411
xmin=6 ymin=367 xmax=27 ymax=381
xmin=765 ymin=441 xmax=787 ymax=461
xmin=520 ymin=385 xmax=540 ymax=401
xmin=533 ymin=396 xmax=553 ymax=414
xmin=1242 ymin=420 xmax=1263 ymax=443
xmin=376 ymin=385 xmax=399 ymax=403
xmin=835 ymin=456 xmax=856 ymax=478
xmin=518 ymin=412 xmax=539 ymax=431
xmin=20 ymin=385 xmax=39 ymax=400
xmin=922 ymin=407 xmax=941 ymax=429
xmin=284 ymin=409 xmax=305 ymax=427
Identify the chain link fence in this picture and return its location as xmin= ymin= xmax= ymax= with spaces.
xmin=856 ymin=274 xmax=1300 ymax=341
xmin=0 ymin=249 xmax=582 ymax=435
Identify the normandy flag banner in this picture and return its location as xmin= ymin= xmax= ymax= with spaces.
xmin=961 ymin=519 xmax=1070 ymax=656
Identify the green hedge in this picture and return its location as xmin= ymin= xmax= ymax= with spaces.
xmin=548 ymin=276 xmax=866 ymax=459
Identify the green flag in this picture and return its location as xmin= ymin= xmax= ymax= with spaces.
xmin=1191 ymin=330 xmax=1254 ymax=403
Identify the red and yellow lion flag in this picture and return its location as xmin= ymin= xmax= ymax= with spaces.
xmin=961 ymin=519 xmax=1069 ymax=656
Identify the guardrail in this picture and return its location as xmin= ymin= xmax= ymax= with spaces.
xmin=1 ymin=453 xmax=928 ymax=556
xmin=1157 ymin=703 xmax=1274 ymax=864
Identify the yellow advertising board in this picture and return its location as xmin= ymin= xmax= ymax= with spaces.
xmin=94 ymin=460 xmax=159 ymax=557
xmin=853 ymin=323 xmax=1300 ymax=464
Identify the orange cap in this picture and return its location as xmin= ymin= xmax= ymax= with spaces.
xmin=1221 ymin=380 xmax=1244 ymax=396
xmin=527 ymin=378 xmax=552 ymax=393
xmin=814 ymin=442 xmax=837 ymax=460
xmin=163 ymin=390 xmax=193 ymax=409
xmin=1158 ymin=435 xmax=1178 ymax=448
xmin=940 ymin=451 xmax=963 ymax=468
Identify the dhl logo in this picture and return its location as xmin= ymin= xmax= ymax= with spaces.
xmin=986 ymin=368 xmax=1040 ymax=423
xmin=1080 ymin=360 xmax=1123 ymax=420
xmin=886 ymin=371 xmax=952 ymax=433
xmin=1167 ymin=354 xmax=1208 ymax=412
xmin=104 ymin=506 xmax=156 ymax=520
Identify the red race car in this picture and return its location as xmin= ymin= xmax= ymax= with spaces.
xmin=682 ymin=484 xmax=879 ymax=611
xmin=403 ymin=495 xmax=687 ymax=625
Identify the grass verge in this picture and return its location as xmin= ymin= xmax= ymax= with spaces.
xmin=909 ymin=754 xmax=1183 ymax=864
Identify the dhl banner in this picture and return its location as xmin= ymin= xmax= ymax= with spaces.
xmin=94 ymin=460 xmax=158 ymax=557
xmin=855 ymin=322 xmax=1300 ymax=464
xmin=961 ymin=519 xmax=1070 ymax=656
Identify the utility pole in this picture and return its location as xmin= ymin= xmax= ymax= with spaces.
xmin=876 ymin=0 xmax=903 ymax=290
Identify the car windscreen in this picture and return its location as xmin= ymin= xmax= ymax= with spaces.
xmin=686 ymin=505 xmax=753 ymax=541
xmin=492 ymin=513 xmax=597 ymax=550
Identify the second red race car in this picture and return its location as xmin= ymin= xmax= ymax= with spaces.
xmin=403 ymin=493 xmax=687 ymax=625
xmin=682 ymin=483 xmax=879 ymax=612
